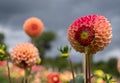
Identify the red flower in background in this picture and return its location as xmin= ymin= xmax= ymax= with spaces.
xmin=47 ymin=72 xmax=61 ymax=83
xmin=0 ymin=61 xmax=7 ymax=66
xmin=23 ymin=17 xmax=44 ymax=38
xmin=67 ymin=15 xmax=112 ymax=54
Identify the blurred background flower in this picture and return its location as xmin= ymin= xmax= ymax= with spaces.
xmin=47 ymin=72 xmax=61 ymax=83
xmin=23 ymin=17 xmax=44 ymax=38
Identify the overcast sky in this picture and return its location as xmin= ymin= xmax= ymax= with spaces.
xmin=0 ymin=0 xmax=120 ymax=62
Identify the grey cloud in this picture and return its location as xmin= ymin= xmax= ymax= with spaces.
xmin=0 ymin=0 xmax=51 ymax=27
xmin=0 ymin=0 xmax=120 ymax=30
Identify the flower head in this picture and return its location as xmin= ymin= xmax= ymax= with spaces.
xmin=23 ymin=17 xmax=44 ymax=38
xmin=74 ymin=25 xmax=95 ymax=46
xmin=60 ymin=71 xmax=73 ymax=82
xmin=10 ymin=42 xmax=39 ymax=68
xmin=93 ymin=70 xmax=117 ymax=83
xmin=67 ymin=15 xmax=112 ymax=54
xmin=47 ymin=72 xmax=61 ymax=83
xmin=58 ymin=46 xmax=71 ymax=58
xmin=94 ymin=70 xmax=104 ymax=77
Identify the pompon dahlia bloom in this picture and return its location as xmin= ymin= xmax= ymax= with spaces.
xmin=23 ymin=17 xmax=44 ymax=38
xmin=67 ymin=15 xmax=112 ymax=54
xmin=47 ymin=72 xmax=61 ymax=83
xmin=11 ymin=43 xmax=39 ymax=68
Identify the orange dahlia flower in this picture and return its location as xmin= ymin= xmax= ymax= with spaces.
xmin=67 ymin=15 xmax=112 ymax=54
xmin=23 ymin=17 xmax=44 ymax=38
xmin=11 ymin=43 xmax=39 ymax=68
xmin=47 ymin=72 xmax=61 ymax=83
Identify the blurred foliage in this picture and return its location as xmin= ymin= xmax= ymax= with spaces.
xmin=0 ymin=32 xmax=8 ymax=61
xmin=0 ymin=44 xmax=7 ymax=61
xmin=0 ymin=32 xmax=5 ymax=44
xmin=43 ymin=56 xmax=69 ymax=71
xmin=43 ymin=56 xmax=120 ymax=78
xmin=0 ymin=72 xmax=8 ymax=83
xmin=93 ymin=58 xmax=120 ymax=78
xmin=31 ymin=31 xmax=56 ymax=59
xmin=106 ymin=58 xmax=119 ymax=77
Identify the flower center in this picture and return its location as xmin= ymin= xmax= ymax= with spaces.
xmin=75 ymin=26 xmax=95 ymax=46
xmin=53 ymin=77 xmax=58 ymax=82
xmin=80 ymin=31 xmax=88 ymax=39
xmin=31 ymin=24 xmax=38 ymax=30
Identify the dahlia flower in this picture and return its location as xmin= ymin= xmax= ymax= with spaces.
xmin=23 ymin=17 xmax=44 ymax=38
xmin=47 ymin=72 xmax=61 ymax=83
xmin=60 ymin=71 xmax=73 ymax=82
xmin=94 ymin=70 xmax=104 ymax=77
xmin=67 ymin=14 xmax=112 ymax=54
xmin=11 ymin=43 xmax=39 ymax=68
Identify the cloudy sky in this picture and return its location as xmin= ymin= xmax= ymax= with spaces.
xmin=0 ymin=0 xmax=120 ymax=62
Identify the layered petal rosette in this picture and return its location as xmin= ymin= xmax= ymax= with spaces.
xmin=11 ymin=42 xmax=39 ymax=68
xmin=67 ymin=15 xmax=112 ymax=54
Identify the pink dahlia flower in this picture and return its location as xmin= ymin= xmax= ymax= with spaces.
xmin=47 ymin=72 xmax=61 ymax=83
xmin=67 ymin=15 xmax=112 ymax=54
xmin=11 ymin=43 xmax=39 ymax=68
xmin=23 ymin=17 xmax=44 ymax=38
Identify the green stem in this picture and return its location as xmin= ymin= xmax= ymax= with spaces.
xmin=69 ymin=57 xmax=75 ymax=83
xmin=84 ymin=47 xmax=91 ymax=83
xmin=31 ymin=38 xmax=35 ymax=44
xmin=24 ymin=69 xmax=28 ymax=83
xmin=7 ymin=59 xmax=12 ymax=83
xmin=24 ymin=69 xmax=26 ymax=83
xmin=107 ymin=81 xmax=109 ymax=83
xmin=24 ymin=68 xmax=31 ymax=83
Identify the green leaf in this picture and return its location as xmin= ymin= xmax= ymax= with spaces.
xmin=58 ymin=45 xmax=71 ymax=54
xmin=70 ymin=75 xmax=84 ymax=83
